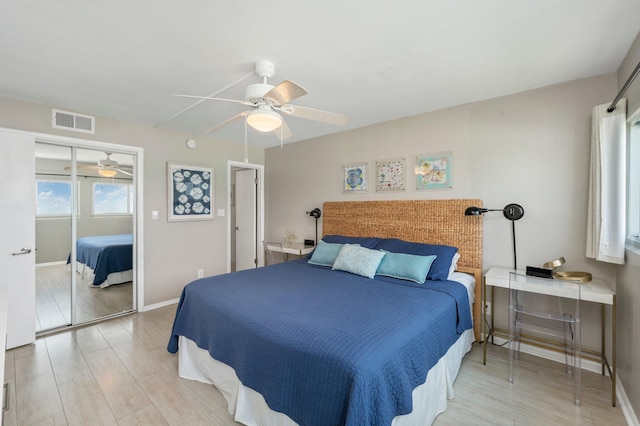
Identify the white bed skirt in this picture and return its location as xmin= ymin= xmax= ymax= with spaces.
xmin=74 ymin=261 xmax=133 ymax=289
xmin=178 ymin=329 xmax=474 ymax=426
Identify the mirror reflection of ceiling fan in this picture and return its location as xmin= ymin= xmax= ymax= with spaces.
xmin=174 ymin=60 xmax=349 ymax=141
xmin=64 ymin=152 xmax=133 ymax=177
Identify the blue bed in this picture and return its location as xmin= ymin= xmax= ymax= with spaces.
xmin=70 ymin=234 xmax=133 ymax=287
xmin=168 ymin=258 xmax=472 ymax=426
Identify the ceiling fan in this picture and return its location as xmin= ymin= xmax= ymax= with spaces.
xmin=65 ymin=152 xmax=133 ymax=177
xmin=175 ymin=60 xmax=349 ymax=141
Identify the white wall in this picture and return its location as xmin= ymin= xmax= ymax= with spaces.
xmin=0 ymin=96 xmax=264 ymax=305
xmin=265 ymin=74 xmax=618 ymax=352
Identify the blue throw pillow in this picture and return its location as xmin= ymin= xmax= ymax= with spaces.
xmin=376 ymin=251 xmax=437 ymax=284
xmin=308 ymin=241 xmax=353 ymax=267
xmin=373 ymin=238 xmax=458 ymax=281
xmin=322 ymin=234 xmax=381 ymax=249
xmin=332 ymin=244 xmax=386 ymax=279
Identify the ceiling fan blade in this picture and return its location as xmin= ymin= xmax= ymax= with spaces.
xmin=281 ymin=104 xmax=349 ymax=126
xmin=116 ymin=168 xmax=133 ymax=176
xmin=205 ymin=111 xmax=250 ymax=134
xmin=273 ymin=119 xmax=293 ymax=142
xmin=263 ymin=80 xmax=308 ymax=106
xmin=64 ymin=164 xmax=98 ymax=171
xmin=174 ymin=94 xmax=253 ymax=107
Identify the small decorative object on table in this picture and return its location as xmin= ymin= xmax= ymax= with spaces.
xmin=284 ymin=230 xmax=297 ymax=247
xmin=542 ymin=257 xmax=592 ymax=283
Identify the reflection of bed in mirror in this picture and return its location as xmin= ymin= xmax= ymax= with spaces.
xmin=69 ymin=234 xmax=133 ymax=288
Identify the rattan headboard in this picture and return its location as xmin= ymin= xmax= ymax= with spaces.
xmin=322 ymin=199 xmax=483 ymax=340
xmin=323 ymin=199 xmax=482 ymax=270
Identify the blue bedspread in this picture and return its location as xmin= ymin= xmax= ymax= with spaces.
xmin=168 ymin=259 xmax=472 ymax=426
xmin=71 ymin=234 xmax=133 ymax=286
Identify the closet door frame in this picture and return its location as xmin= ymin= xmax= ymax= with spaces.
xmin=3 ymin=126 xmax=145 ymax=315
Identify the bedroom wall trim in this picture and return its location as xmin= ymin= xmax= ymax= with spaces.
xmin=140 ymin=297 xmax=180 ymax=312
xmin=0 ymin=126 xmax=145 ymax=311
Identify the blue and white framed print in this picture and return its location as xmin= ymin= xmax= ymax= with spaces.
xmin=167 ymin=162 xmax=214 ymax=222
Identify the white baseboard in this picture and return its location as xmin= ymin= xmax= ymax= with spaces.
xmin=490 ymin=335 xmax=603 ymax=374
xmin=616 ymin=376 xmax=640 ymax=426
xmin=140 ymin=298 xmax=179 ymax=312
xmin=36 ymin=260 xmax=67 ymax=268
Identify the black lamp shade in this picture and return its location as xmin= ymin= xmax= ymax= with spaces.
xmin=309 ymin=208 xmax=321 ymax=219
xmin=465 ymin=206 xmax=487 ymax=216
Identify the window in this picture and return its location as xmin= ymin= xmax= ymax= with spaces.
xmin=627 ymin=109 xmax=640 ymax=248
xmin=92 ymin=182 xmax=134 ymax=215
xmin=36 ymin=180 xmax=79 ymax=217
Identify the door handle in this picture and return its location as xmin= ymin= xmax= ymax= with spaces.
xmin=234 ymin=226 xmax=239 ymax=231
xmin=11 ymin=248 xmax=32 ymax=256
xmin=3 ymin=382 xmax=9 ymax=411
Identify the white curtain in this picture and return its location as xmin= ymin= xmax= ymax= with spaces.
xmin=586 ymin=99 xmax=626 ymax=264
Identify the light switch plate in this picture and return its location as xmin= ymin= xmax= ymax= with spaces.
xmin=217 ymin=209 xmax=225 ymax=217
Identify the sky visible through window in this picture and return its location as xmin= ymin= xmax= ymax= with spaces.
xmin=36 ymin=181 xmax=72 ymax=215
xmin=94 ymin=183 xmax=132 ymax=214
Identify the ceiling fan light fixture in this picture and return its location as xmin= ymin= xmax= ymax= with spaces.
xmin=98 ymin=168 xmax=118 ymax=178
xmin=246 ymin=109 xmax=282 ymax=132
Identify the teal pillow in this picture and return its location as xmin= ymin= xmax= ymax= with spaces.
xmin=332 ymin=244 xmax=386 ymax=279
xmin=376 ymin=251 xmax=437 ymax=284
xmin=308 ymin=241 xmax=352 ymax=266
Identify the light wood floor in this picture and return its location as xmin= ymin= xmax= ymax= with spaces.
xmin=3 ymin=304 xmax=627 ymax=426
xmin=36 ymin=263 xmax=133 ymax=332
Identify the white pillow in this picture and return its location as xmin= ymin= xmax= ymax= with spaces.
xmin=332 ymin=244 xmax=386 ymax=279
xmin=448 ymin=252 xmax=461 ymax=279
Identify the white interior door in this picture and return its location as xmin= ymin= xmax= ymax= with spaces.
xmin=235 ymin=169 xmax=257 ymax=271
xmin=0 ymin=130 xmax=36 ymax=349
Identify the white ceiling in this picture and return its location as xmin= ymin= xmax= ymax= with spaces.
xmin=2 ymin=1 xmax=639 ymax=149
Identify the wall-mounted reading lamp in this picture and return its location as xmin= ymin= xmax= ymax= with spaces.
xmin=465 ymin=203 xmax=525 ymax=270
xmin=307 ymin=208 xmax=322 ymax=246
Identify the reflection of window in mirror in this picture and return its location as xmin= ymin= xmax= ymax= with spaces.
xmin=92 ymin=182 xmax=134 ymax=216
xmin=627 ymin=108 xmax=640 ymax=249
xmin=35 ymin=180 xmax=80 ymax=217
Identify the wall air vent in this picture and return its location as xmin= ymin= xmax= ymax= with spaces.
xmin=52 ymin=109 xmax=95 ymax=134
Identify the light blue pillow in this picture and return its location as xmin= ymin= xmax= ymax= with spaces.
xmin=373 ymin=238 xmax=458 ymax=281
xmin=376 ymin=251 xmax=437 ymax=284
xmin=331 ymin=244 xmax=386 ymax=279
xmin=308 ymin=241 xmax=351 ymax=266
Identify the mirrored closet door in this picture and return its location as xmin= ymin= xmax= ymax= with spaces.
xmin=35 ymin=143 xmax=136 ymax=333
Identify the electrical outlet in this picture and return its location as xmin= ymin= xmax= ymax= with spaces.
xmin=485 ymin=302 xmax=492 ymax=316
xmin=197 ymin=269 xmax=204 ymax=278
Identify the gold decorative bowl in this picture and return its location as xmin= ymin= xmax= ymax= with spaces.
xmin=553 ymin=271 xmax=592 ymax=283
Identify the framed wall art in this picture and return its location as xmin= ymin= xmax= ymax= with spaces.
xmin=375 ymin=157 xmax=406 ymax=191
xmin=415 ymin=152 xmax=453 ymax=190
xmin=167 ymin=162 xmax=214 ymax=222
xmin=343 ymin=162 xmax=368 ymax=192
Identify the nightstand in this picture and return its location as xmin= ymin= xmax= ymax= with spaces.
xmin=482 ymin=267 xmax=617 ymax=406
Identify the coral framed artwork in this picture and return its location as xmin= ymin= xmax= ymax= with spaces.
xmin=415 ymin=152 xmax=453 ymax=190
xmin=167 ymin=162 xmax=214 ymax=222
xmin=343 ymin=162 xmax=368 ymax=192
xmin=375 ymin=157 xmax=406 ymax=191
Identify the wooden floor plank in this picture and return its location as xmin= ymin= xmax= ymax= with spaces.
xmin=3 ymin=304 xmax=629 ymax=426
xmin=85 ymin=347 xmax=153 ymax=420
